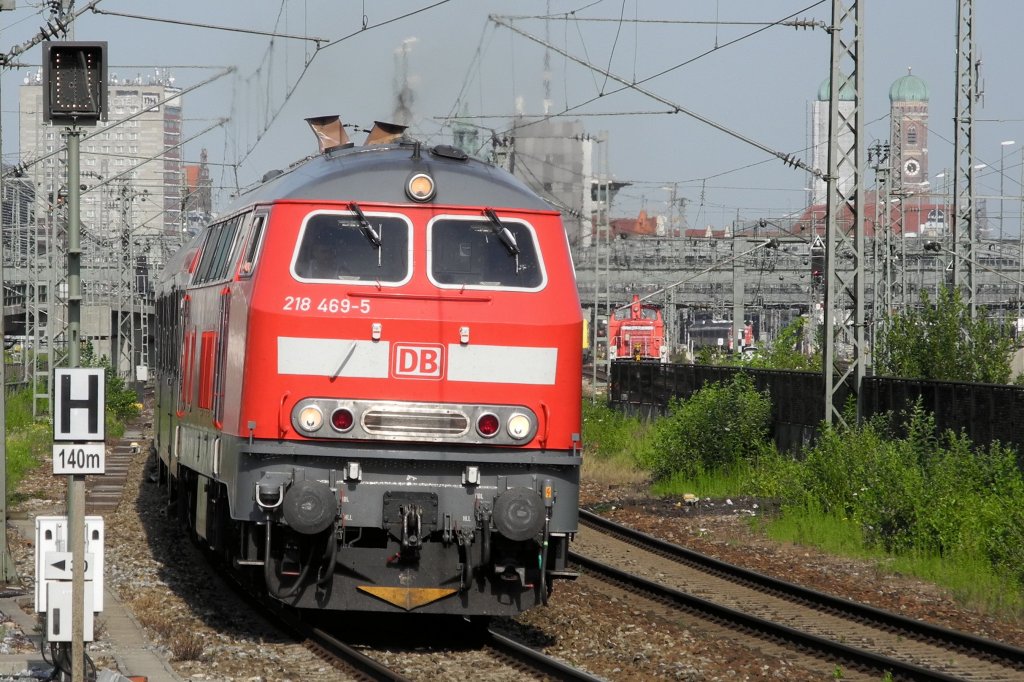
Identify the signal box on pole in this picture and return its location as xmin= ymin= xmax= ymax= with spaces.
xmin=42 ymin=40 xmax=107 ymax=125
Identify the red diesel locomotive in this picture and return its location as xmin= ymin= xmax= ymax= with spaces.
xmin=607 ymin=294 xmax=668 ymax=362
xmin=152 ymin=117 xmax=582 ymax=616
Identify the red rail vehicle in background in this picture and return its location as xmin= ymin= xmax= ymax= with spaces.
xmin=607 ymin=295 xmax=668 ymax=362
xmin=152 ymin=116 xmax=582 ymax=617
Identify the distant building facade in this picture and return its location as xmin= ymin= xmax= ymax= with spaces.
xmin=506 ymin=116 xmax=591 ymax=248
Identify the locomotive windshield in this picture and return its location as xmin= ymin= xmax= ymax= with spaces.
xmin=613 ymin=306 xmax=659 ymax=320
xmin=429 ymin=217 xmax=544 ymax=289
xmin=293 ymin=211 xmax=409 ymax=283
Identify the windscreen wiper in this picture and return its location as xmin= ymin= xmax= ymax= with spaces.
xmin=350 ymin=202 xmax=381 ymax=248
xmin=484 ymin=208 xmax=519 ymax=256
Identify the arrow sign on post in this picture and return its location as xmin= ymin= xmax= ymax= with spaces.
xmin=43 ymin=552 xmax=94 ymax=581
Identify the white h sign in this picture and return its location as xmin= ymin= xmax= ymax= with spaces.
xmin=53 ymin=368 xmax=105 ymax=442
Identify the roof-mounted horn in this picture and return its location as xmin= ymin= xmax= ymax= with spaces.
xmin=305 ymin=115 xmax=351 ymax=154
xmin=365 ymin=121 xmax=408 ymax=146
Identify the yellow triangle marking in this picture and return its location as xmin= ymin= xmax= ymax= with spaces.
xmin=358 ymin=586 xmax=458 ymax=611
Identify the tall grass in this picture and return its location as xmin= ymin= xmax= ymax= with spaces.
xmin=581 ymin=400 xmax=650 ymax=489
xmin=4 ymin=385 xmax=50 ymax=498
xmin=650 ymin=462 xmax=754 ymax=499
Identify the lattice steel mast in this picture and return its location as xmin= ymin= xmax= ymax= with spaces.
xmin=953 ymin=0 xmax=978 ymax=314
xmin=823 ymin=0 xmax=865 ymax=426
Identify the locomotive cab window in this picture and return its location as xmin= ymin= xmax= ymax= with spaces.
xmin=293 ymin=211 xmax=410 ymax=284
xmin=238 ymin=212 xmax=268 ymax=278
xmin=429 ymin=215 xmax=545 ymax=290
xmin=614 ymin=307 xmax=658 ymax=320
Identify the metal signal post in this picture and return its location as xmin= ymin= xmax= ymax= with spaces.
xmin=68 ymin=127 xmax=86 ymax=682
xmin=44 ymin=40 xmax=107 ymax=682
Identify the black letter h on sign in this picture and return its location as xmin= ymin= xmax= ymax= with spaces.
xmin=61 ymin=373 xmax=99 ymax=435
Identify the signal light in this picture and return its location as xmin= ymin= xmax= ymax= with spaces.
xmin=331 ymin=408 xmax=354 ymax=432
xmin=476 ymin=413 xmax=500 ymax=438
xmin=43 ymin=41 xmax=108 ymax=125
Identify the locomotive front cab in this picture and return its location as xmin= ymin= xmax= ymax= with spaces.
xmin=217 ymin=154 xmax=583 ymax=615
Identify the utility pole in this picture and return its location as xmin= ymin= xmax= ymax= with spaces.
xmin=66 ymin=122 xmax=86 ymax=682
xmin=1000 ymin=140 xmax=1015 ymax=242
xmin=732 ymin=239 xmax=746 ymax=354
xmin=0 ymin=0 xmax=20 ymax=585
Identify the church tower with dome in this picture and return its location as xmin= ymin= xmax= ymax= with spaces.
xmin=807 ymin=70 xmax=929 ymax=206
xmin=889 ymin=68 xmax=929 ymax=189
xmin=808 ymin=77 xmax=855 ymax=206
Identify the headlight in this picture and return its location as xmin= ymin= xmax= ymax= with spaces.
xmin=406 ymin=173 xmax=436 ymax=201
xmin=506 ymin=413 xmax=531 ymax=440
xmin=297 ymin=405 xmax=323 ymax=432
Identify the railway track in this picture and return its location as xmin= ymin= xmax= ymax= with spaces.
xmin=275 ymin=604 xmax=607 ymax=682
xmin=582 ymin=362 xmax=610 ymax=386
xmin=183 ymin=497 xmax=605 ymax=680
xmin=575 ymin=508 xmax=1024 ymax=681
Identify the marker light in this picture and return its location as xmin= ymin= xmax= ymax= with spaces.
xmin=406 ymin=173 xmax=436 ymax=202
xmin=297 ymin=405 xmax=323 ymax=432
xmin=507 ymin=413 xmax=531 ymax=440
xmin=476 ymin=413 xmax=500 ymax=438
xmin=331 ymin=408 xmax=354 ymax=432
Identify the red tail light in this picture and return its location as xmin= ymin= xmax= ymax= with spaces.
xmin=476 ymin=413 xmax=499 ymax=437
xmin=331 ymin=408 xmax=355 ymax=432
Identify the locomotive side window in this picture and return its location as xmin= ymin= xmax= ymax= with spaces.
xmin=292 ymin=211 xmax=410 ymax=284
xmin=238 ymin=213 xmax=268 ymax=278
xmin=429 ymin=216 xmax=545 ymax=290
xmin=192 ymin=214 xmax=245 ymax=285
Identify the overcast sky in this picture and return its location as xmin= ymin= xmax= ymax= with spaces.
xmin=2 ymin=1 xmax=1023 ymax=230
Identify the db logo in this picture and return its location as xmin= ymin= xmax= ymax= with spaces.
xmin=392 ymin=344 xmax=445 ymax=379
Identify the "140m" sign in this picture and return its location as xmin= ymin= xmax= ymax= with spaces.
xmin=51 ymin=443 xmax=106 ymax=475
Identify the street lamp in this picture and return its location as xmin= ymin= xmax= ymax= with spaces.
xmin=973 ymin=164 xmax=989 ymax=237
xmin=1001 ymin=140 xmax=1016 ymax=241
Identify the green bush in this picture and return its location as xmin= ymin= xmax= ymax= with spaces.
xmin=641 ymin=373 xmax=773 ymax=479
xmin=747 ymin=317 xmax=820 ymax=370
xmin=875 ymin=285 xmax=1014 ymax=383
xmin=767 ymin=402 xmax=1024 ymax=587
xmin=3 ymin=344 xmax=142 ymax=502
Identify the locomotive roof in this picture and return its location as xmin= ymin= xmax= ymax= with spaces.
xmin=225 ymin=142 xmax=555 ymax=213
